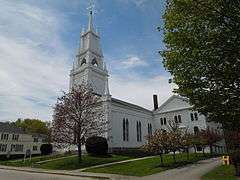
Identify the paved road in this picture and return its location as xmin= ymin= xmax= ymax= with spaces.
xmin=136 ymin=157 xmax=221 ymax=180
xmin=0 ymin=169 xmax=99 ymax=180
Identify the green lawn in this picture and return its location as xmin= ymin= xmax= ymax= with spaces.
xmin=85 ymin=153 xmax=212 ymax=176
xmin=0 ymin=153 xmax=74 ymax=167
xmin=202 ymin=165 xmax=238 ymax=180
xmin=36 ymin=154 xmax=132 ymax=170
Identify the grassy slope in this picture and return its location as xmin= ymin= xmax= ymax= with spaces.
xmin=36 ymin=154 xmax=132 ymax=170
xmin=202 ymin=165 xmax=237 ymax=180
xmin=86 ymin=153 xmax=212 ymax=176
xmin=0 ymin=153 xmax=72 ymax=167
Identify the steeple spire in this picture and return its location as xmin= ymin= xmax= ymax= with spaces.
xmin=87 ymin=0 xmax=94 ymax=32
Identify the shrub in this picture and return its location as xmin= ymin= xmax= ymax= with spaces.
xmin=86 ymin=136 xmax=108 ymax=155
xmin=40 ymin=144 xmax=53 ymax=155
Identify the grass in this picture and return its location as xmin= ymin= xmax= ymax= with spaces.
xmin=202 ymin=165 xmax=238 ymax=180
xmin=0 ymin=153 xmax=74 ymax=167
xmin=85 ymin=153 xmax=212 ymax=177
xmin=36 ymin=154 xmax=132 ymax=170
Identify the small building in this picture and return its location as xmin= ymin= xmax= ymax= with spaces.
xmin=0 ymin=122 xmax=46 ymax=157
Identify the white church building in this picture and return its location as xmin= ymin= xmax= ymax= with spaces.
xmin=70 ymin=8 xmax=225 ymax=153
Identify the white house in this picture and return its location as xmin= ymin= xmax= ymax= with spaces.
xmin=0 ymin=122 xmax=46 ymax=157
xmin=69 ymin=8 xmax=225 ymax=153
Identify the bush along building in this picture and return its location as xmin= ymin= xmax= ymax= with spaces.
xmin=0 ymin=122 xmax=46 ymax=158
xmin=70 ymin=7 xmax=226 ymax=153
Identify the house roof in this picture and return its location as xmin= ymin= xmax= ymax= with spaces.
xmin=0 ymin=122 xmax=25 ymax=134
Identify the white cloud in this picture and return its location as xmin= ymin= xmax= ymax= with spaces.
xmin=120 ymin=56 xmax=147 ymax=68
xmin=109 ymin=74 xmax=175 ymax=110
xmin=117 ymin=0 xmax=149 ymax=8
xmin=0 ymin=0 xmax=173 ymax=122
xmin=0 ymin=1 xmax=71 ymax=122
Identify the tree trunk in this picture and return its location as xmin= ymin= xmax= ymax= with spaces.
xmin=202 ymin=147 xmax=205 ymax=157
xmin=210 ymin=145 xmax=213 ymax=155
xmin=186 ymin=148 xmax=190 ymax=160
xmin=78 ymin=143 xmax=82 ymax=163
xmin=235 ymin=163 xmax=240 ymax=176
xmin=160 ymin=154 xmax=164 ymax=166
xmin=194 ymin=146 xmax=197 ymax=157
xmin=173 ymin=151 xmax=176 ymax=163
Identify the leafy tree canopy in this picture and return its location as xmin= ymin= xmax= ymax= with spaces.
xmin=15 ymin=118 xmax=50 ymax=135
xmin=161 ymin=0 xmax=240 ymax=130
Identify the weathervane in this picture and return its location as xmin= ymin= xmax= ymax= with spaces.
xmin=87 ymin=0 xmax=95 ymax=15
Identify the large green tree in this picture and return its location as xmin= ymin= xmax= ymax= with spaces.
xmin=15 ymin=118 xmax=50 ymax=135
xmin=161 ymin=0 xmax=240 ymax=130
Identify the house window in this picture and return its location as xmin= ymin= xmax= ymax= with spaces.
xmin=11 ymin=144 xmax=23 ymax=152
xmin=123 ymin=118 xmax=129 ymax=141
xmin=137 ymin=121 xmax=142 ymax=142
xmin=12 ymin=134 xmax=19 ymax=141
xmin=190 ymin=113 xmax=194 ymax=121
xmin=0 ymin=144 xmax=7 ymax=152
xmin=33 ymin=138 xmax=38 ymax=142
xmin=178 ymin=115 xmax=182 ymax=123
xmin=33 ymin=146 xmax=38 ymax=151
xmin=148 ymin=123 xmax=152 ymax=136
xmin=1 ymin=134 xmax=9 ymax=140
xmin=194 ymin=113 xmax=198 ymax=121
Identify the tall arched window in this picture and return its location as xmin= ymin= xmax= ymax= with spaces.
xmin=137 ymin=121 xmax=142 ymax=142
xmin=123 ymin=118 xmax=129 ymax=141
xmin=174 ymin=115 xmax=178 ymax=123
xmin=126 ymin=119 xmax=129 ymax=141
xmin=160 ymin=118 xmax=163 ymax=125
xmin=178 ymin=115 xmax=182 ymax=123
xmin=139 ymin=122 xmax=142 ymax=141
xmin=123 ymin=119 xmax=126 ymax=141
xmin=190 ymin=113 xmax=194 ymax=121
xmin=164 ymin=118 xmax=167 ymax=125
xmin=194 ymin=112 xmax=198 ymax=121
xmin=148 ymin=123 xmax=152 ymax=136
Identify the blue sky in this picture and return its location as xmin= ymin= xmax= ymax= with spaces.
xmin=0 ymin=0 xmax=174 ymax=122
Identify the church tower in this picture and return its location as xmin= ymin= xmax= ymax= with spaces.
xmin=70 ymin=5 xmax=109 ymax=96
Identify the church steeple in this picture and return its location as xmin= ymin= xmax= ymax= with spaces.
xmin=88 ymin=8 xmax=94 ymax=32
xmin=70 ymin=0 xmax=109 ymax=96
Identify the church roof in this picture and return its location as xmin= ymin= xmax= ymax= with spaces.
xmin=111 ymin=98 xmax=152 ymax=113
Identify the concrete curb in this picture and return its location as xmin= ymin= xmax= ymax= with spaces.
xmin=0 ymin=165 xmax=110 ymax=179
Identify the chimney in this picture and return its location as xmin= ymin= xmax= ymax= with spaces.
xmin=153 ymin=94 xmax=158 ymax=110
